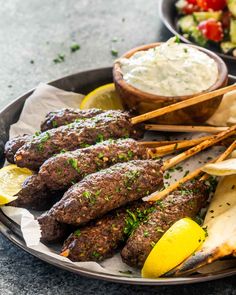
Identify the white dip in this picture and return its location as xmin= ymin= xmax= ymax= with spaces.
xmin=119 ymin=38 xmax=218 ymax=96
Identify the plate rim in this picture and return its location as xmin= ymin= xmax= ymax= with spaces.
xmin=158 ymin=0 xmax=236 ymax=63
xmin=1 ymin=67 xmax=236 ymax=285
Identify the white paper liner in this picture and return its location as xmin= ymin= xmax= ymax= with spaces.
xmin=1 ymin=82 xmax=235 ymax=278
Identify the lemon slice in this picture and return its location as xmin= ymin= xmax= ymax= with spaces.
xmin=141 ymin=218 xmax=206 ymax=278
xmin=0 ymin=165 xmax=33 ymax=205
xmin=80 ymin=83 xmax=124 ymax=110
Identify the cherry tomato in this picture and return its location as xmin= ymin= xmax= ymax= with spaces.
xmin=196 ymin=0 xmax=226 ymax=11
xmin=198 ymin=19 xmax=224 ymax=42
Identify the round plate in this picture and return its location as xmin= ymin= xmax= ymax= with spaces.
xmin=1 ymin=67 xmax=236 ymax=285
xmin=159 ymin=0 xmax=236 ymax=68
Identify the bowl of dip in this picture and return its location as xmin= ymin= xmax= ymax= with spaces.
xmin=113 ymin=38 xmax=228 ymax=124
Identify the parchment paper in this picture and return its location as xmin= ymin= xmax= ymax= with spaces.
xmin=0 ymin=83 xmax=234 ymax=278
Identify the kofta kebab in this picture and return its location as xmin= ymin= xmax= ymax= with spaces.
xmin=4 ymin=84 xmax=236 ymax=270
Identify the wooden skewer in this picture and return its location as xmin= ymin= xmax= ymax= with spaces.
xmin=149 ymin=136 xmax=212 ymax=157
xmin=162 ymin=125 xmax=236 ymax=171
xmin=143 ymin=140 xmax=236 ymax=202
xmin=138 ymin=136 xmax=211 ymax=148
xmin=131 ymin=84 xmax=236 ymax=125
xmin=144 ymin=124 xmax=228 ymax=133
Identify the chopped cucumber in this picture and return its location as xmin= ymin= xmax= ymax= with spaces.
xmin=193 ymin=11 xmax=222 ymax=22
xmin=220 ymin=41 xmax=236 ymax=53
xmin=227 ymin=0 xmax=236 ymax=18
xmin=178 ymin=15 xmax=196 ymax=34
xmin=230 ymin=18 xmax=236 ymax=43
xmin=190 ymin=28 xmax=207 ymax=47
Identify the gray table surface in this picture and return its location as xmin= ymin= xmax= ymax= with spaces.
xmin=1 ymin=1 xmax=236 ymax=294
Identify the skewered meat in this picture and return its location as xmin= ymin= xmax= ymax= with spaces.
xmin=40 ymin=108 xmax=104 ymax=131
xmin=50 ymin=159 xmax=163 ymax=226
xmin=5 ymin=135 xmax=31 ymax=164
xmin=14 ymin=111 xmax=135 ymax=170
xmin=39 ymin=138 xmax=147 ymax=190
xmin=9 ymin=174 xmax=63 ymax=210
xmin=121 ymin=181 xmax=209 ymax=268
xmin=5 ymin=109 xmax=104 ymax=164
xmin=61 ymin=200 xmax=154 ymax=262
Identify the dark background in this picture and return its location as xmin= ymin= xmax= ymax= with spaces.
xmin=0 ymin=1 xmax=236 ymax=294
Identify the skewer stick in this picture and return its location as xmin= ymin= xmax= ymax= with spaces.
xmin=162 ymin=125 xmax=236 ymax=171
xmin=131 ymin=84 xmax=236 ymax=125
xmin=139 ymin=136 xmax=211 ymax=148
xmin=144 ymin=124 xmax=228 ymax=133
xmin=143 ymin=140 xmax=236 ymax=202
xmin=149 ymin=136 xmax=212 ymax=157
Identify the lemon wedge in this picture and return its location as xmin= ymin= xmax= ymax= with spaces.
xmin=80 ymin=83 xmax=124 ymax=110
xmin=141 ymin=218 xmax=206 ymax=278
xmin=0 ymin=165 xmax=33 ymax=205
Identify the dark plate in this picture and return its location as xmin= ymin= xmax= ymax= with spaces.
xmin=159 ymin=0 xmax=236 ymax=75
xmin=1 ymin=67 xmax=236 ymax=285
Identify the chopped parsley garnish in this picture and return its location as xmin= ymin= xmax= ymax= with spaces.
xmin=97 ymin=134 xmax=104 ymax=142
xmin=111 ymin=49 xmax=118 ymax=57
xmin=92 ymin=251 xmax=101 ymax=259
xmin=82 ymin=191 xmax=98 ymax=205
xmin=53 ymin=53 xmax=65 ymax=63
xmin=74 ymin=229 xmax=81 ymax=237
xmin=52 ymin=120 xmax=58 ymax=128
xmin=70 ymin=43 xmax=81 ymax=52
xmin=175 ymin=35 xmax=180 ymax=44
xmin=67 ymin=158 xmax=81 ymax=173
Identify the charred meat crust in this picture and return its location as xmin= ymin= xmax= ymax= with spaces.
xmin=14 ymin=111 xmax=134 ymax=170
xmin=39 ymin=139 xmax=147 ymax=190
xmin=40 ymin=108 xmax=104 ymax=131
xmin=121 ymin=181 xmax=209 ymax=268
xmin=50 ymin=159 xmax=163 ymax=226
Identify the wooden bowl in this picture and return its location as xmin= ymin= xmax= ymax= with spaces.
xmin=113 ymin=43 xmax=228 ymax=125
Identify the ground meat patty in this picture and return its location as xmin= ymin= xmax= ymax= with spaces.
xmin=14 ymin=110 xmax=134 ymax=170
xmin=40 ymin=108 xmax=104 ymax=131
xmin=4 ymin=135 xmax=31 ymax=164
xmin=39 ymin=139 xmax=147 ymax=190
xmin=60 ymin=200 xmax=155 ymax=262
xmin=37 ymin=211 xmax=72 ymax=243
xmin=50 ymin=159 xmax=163 ymax=226
xmin=121 ymin=181 xmax=209 ymax=268
xmin=9 ymin=174 xmax=63 ymax=211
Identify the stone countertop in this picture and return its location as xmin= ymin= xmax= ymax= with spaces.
xmin=0 ymin=1 xmax=236 ymax=294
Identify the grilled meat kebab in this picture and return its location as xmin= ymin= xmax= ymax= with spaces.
xmin=39 ymin=138 xmax=147 ymax=190
xmin=59 ymin=181 xmax=208 ymax=263
xmin=40 ymin=108 xmax=104 ymax=131
xmin=9 ymin=174 xmax=63 ymax=210
xmin=14 ymin=111 xmax=136 ymax=170
xmin=8 ymin=139 xmax=147 ymax=211
xmin=5 ymin=109 xmax=104 ymax=164
xmin=121 ymin=181 xmax=209 ymax=268
xmin=48 ymin=159 xmax=163 ymax=226
xmin=60 ymin=200 xmax=153 ymax=261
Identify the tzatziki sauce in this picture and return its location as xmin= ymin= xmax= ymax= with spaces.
xmin=119 ymin=38 xmax=218 ymax=96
